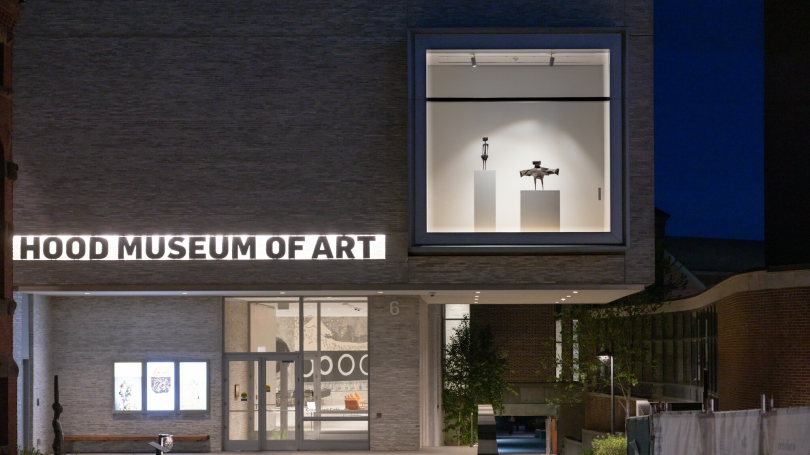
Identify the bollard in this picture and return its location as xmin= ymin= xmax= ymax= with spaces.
xmin=149 ymin=434 xmax=173 ymax=455
xmin=770 ymin=396 xmax=775 ymax=411
xmin=761 ymin=394 xmax=767 ymax=413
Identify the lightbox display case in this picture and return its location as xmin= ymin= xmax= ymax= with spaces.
xmin=409 ymin=31 xmax=626 ymax=251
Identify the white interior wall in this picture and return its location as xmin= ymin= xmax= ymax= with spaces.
xmin=427 ymin=101 xmax=608 ymax=232
xmin=427 ymin=64 xmax=607 ymax=98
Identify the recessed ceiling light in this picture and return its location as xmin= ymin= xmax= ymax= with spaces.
xmin=567 ymin=295 xmax=571 ymax=298
xmin=555 ymin=301 xmax=560 ymax=303
xmin=573 ymin=291 xmax=578 ymax=294
xmin=561 ymin=298 xmax=566 ymax=301
xmin=182 ymin=292 xmax=187 ymax=295
xmin=280 ymin=292 xmax=285 ymax=294
xmin=327 ymin=297 xmax=332 ymax=299
xmin=475 ymin=291 xmax=480 ymax=294
xmin=84 ymin=292 xmax=89 ymax=295
xmin=378 ymin=291 xmax=383 ymax=294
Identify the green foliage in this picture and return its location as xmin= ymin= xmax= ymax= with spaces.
xmin=442 ymin=315 xmax=513 ymax=446
xmin=17 ymin=447 xmax=47 ymax=455
xmin=591 ymin=435 xmax=627 ymax=455
xmin=542 ymin=237 xmax=687 ymax=417
xmin=580 ymin=450 xmax=594 ymax=455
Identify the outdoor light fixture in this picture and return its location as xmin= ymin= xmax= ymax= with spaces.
xmin=549 ymin=53 xmax=555 ymax=67
xmin=471 ymin=54 xmax=477 ymax=67
xmin=597 ymin=349 xmax=615 ymax=435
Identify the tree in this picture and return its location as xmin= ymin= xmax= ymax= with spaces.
xmin=442 ymin=315 xmax=513 ymax=446
xmin=544 ymin=237 xmax=687 ymax=419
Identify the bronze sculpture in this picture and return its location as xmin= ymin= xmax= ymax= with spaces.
xmin=52 ymin=375 xmax=64 ymax=455
xmin=481 ymin=137 xmax=489 ymax=170
xmin=519 ymin=161 xmax=560 ymax=190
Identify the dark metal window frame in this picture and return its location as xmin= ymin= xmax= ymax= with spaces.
xmin=408 ymin=29 xmax=628 ymax=253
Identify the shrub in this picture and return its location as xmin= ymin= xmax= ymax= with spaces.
xmin=591 ymin=435 xmax=627 ymax=455
xmin=580 ymin=450 xmax=594 ymax=455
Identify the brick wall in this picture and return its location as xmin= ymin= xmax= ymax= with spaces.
xmin=583 ymin=393 xmax=639 ymax=433
xmin=470 ymin=305 xmax=555 ymax=383
xmin=12 ymin=0 xmax=654 ymax=289
xmin=368 ymin=295 xmax=421 ymax=450
xmin=31 ymin=296 xmax=223 ymax=452
xmin=717 ymin=287 xmax=810 ymax=410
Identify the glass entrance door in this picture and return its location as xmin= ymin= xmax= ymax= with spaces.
xmin=224 ymin=355 xmax=301 ymax=450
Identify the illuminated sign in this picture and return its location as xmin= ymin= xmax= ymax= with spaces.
xmin=13 ymin=235 xmax=385 ymax=260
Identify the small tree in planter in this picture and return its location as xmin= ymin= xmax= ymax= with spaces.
xmin=442 ymin=315 xmax=513 ymax=446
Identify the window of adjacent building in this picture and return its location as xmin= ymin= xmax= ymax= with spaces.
xmin=555 ymin=318 xmax=579 ymax=381
xmin=113 ymin=361 xmax=208 ymax=413
xmin=444 ymin=304 xmax=470 ymax=348
xmin=411 ymin=32 xmax=624 ymax=248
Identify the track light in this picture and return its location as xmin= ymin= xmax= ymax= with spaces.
xmin=471 ymin=54 xmax=477 ymax=68
xmin=549 ymin=53 xmax=555 ymax=67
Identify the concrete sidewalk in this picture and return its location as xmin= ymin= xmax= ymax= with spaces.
xmin=83 ymin=447 xmax=478 ymax=455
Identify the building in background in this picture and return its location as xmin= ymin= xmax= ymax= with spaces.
xmin=10 ymin=0 xmax=654 ymax=452
xmin=0 ymin=1 xmax=22 ymax=454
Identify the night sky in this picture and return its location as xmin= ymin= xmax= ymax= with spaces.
xmin=655 ymin=0 xmax=764 ymax=240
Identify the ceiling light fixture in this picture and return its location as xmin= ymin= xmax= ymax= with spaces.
xmin=378 ymin=291 xmax=383 ymax=294
xmin=567 ymin=295 xmax=572 ymax=298
xmin=549 ymin=53 xmax=555 ymax=67
xmin=280 ymin=292 xmax=285 ymax=294
xmin=561 ymin=298 xmax=566 ymax=301
xmin=471 ymin=54 xmax=477 ymax=68
xmin=573 ymin=291 xmax=578 ymax=294
xmin=475 ymin=291 xmax=481 ymax=294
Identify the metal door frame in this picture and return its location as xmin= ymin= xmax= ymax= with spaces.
xmin=223 ymin=353 xmax=303 ymax=451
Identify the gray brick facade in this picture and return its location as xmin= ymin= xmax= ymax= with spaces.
xmin=12 ymin=0 xmax=654 ymax=290
xmin=30 ymin=296 xmax=223 ymax=451
xmin=368 ymin=295 xmax=422 ymax=450
xmin=12 ymin=0 xmax=653 ymax=451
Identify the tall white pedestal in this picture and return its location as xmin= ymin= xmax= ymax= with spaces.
xmin=474 ymin=170 xmax=496 ymax=232
xmin=521 ymin=190 xmax=560 ymax=232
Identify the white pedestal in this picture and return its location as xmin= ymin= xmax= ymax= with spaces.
xmin=474 ymin=170 xmax=496 ymax=232
xmin=521 ymin=190 xmax=560 ymax=232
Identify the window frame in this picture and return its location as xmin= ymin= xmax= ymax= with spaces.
xmin=408 ymin=29 xmax=627 ymax=252
xmin=112 ymin=359 xmax=211 ymax=418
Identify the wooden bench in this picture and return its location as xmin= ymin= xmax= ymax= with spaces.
xmin=65 ymin=435 xmax=210 ymax=442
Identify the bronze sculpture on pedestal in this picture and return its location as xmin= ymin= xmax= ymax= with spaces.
xmin=519 ymin=161 xmax=560 ymax=190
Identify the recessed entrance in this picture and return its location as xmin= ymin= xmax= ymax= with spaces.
xmin=223 ymin=297 xmax=369 ymax=450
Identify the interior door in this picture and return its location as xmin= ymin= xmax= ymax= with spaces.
xmin=224 ymin=355 xmax=301 ymax=451
xmin=262 ymin=357 xmax=299 ymax=450
xmin=225 ymin=357 xmax=260 ymax=450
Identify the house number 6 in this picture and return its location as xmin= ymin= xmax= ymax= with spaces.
xmin=389 ymin=301 xmax=400 ymax=315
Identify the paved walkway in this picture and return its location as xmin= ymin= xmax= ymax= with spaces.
xmin=85 ymin=447 xmax=478 ymax=455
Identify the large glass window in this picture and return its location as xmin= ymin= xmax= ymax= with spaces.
xmin=410 ymin=32 xmax=624 ymax=248
xmin=303 ymin=298 xmax=368 ymax=442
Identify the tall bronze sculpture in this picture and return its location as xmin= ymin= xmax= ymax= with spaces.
xmin=52 ymin=375 xmax=64 ymax=455
xmin=481 ymin=137 xmax=489 ymax=170
xmin=519 ymin=161 xmax=560 ymax=190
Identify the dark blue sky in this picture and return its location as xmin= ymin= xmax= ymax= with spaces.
xmin=655 ymin=0 xmax=764 ymax=240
